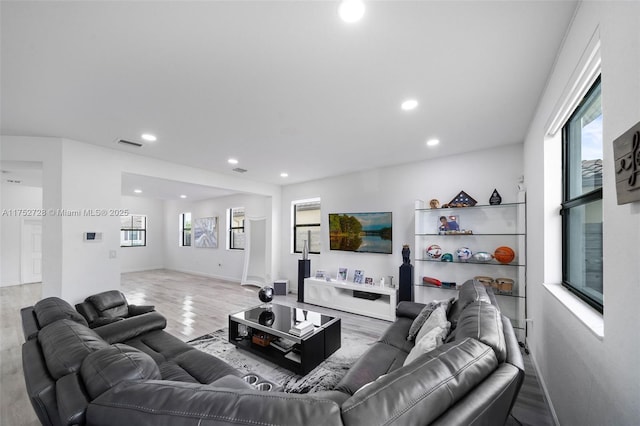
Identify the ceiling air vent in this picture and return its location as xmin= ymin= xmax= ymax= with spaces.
xmin=117 ymin=139 xmax=143 ymax=148
xmin=232 ymin=168 xmax=248 ymax=173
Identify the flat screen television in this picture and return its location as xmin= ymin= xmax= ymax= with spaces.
xmin=328 ymin=212 xmax=392 ymax=254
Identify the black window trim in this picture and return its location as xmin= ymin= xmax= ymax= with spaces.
xmin=181 ymin=213 xmax=191 ymax=247
xmin=229 ymin=207 xmax=245 ymax=250
xmin=560 ymin=75 xmax=603 ymax=313
xmin=293 ymin=200 xmax=321 ymax=255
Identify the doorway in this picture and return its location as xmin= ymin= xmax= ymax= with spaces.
xmin=21 ymin=219 xmax=42 ymax=284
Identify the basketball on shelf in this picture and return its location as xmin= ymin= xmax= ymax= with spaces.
xmin=426 ymin=244 xmax=442 ymax=259
xmin=456 ymin=247 xmax=473 ymax=261
xmin=494 ymin=246 xmax=516 ymax=264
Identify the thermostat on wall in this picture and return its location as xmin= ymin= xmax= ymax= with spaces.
xmin=84 ymin=232 xmax=103 ymax=242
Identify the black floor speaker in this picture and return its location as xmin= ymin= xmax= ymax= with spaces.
xmin=399 ymin=263 xmax=413 ymax=302
xmin=297 ymin=259 xmax=310 ymax=303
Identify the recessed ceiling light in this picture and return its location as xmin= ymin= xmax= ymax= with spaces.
xmin=339 ymin=0 xmax=365 ymax=23
xmin=401 ymin=99 xmax=418 ymax=111
xmin=228 ymin=158 xmax=239 ymax=165
xmin=280 ymin=172 xmax=289 ymax=178
xmin=141 ymin=133 xmax=157 ymax=142
xmin=180 ymin=194 xmax=187 ymax=199
xmin=134 ymin=189 xmax=143 ymax=194
xmin=426 ymin=138 xmax=440 ymax=147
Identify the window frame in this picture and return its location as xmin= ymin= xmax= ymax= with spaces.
xmin=293 ymin=198 xmax=321 ymax=255
xmin=180 ymin=212 xmax=191 ymax=247
xmin=228 ymin=207 xmax=245 ymax=250
xmin=560 ymin=76 xmax=603 ymax=313
xmin=120 ymin=214 xmax=147 ymax=248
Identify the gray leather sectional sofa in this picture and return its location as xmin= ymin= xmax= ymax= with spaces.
xmin=21 ymin=280 xmax=523 ymax=426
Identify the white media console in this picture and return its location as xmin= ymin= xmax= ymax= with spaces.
xmin=303 ymin=278 xmax=398 ymax=321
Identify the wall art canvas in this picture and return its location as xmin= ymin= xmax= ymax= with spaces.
xmin=329 ymin=212 xmax=392 ymax=254
xmin=194 ymin=217 xmax=218 ymax=248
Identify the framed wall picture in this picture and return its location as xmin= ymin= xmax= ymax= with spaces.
xmin=194 ymin=217 xmax=218 ymax=248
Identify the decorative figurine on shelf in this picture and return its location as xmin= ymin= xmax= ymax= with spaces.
xmin=258 ymin=286 xmax=274 ymax=304
xmin=489 ymin=189 xmax=502 ymax=205
xmin=402 ymin=244 xmax=411 ymax=264
xmin=429 ymin=199 xmax=440 ymax=209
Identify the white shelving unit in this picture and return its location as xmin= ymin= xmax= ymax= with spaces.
xmin=304 ymin=278 xmax=398 ymax=321
xmin=414 ymin=192 xmax=526 ymax=341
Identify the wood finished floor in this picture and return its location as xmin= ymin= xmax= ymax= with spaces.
xmin=1 ymin=270 xmax=554 ymax=426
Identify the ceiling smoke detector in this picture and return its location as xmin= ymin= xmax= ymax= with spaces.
xmin=232 ymin=167 xmax=248 ymax=173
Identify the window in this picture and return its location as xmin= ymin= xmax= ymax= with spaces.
xmin=229 ymin=207 xmax=245 ymax=250
xmin=120 ymin=214 xmax=146 ymax=247
xmin=293 ymin=198 xmax=321 ymax=254
xmin=561 ymin=76 xmax=603 ymax=312
xmin=180 ymin=213 xmax=191 ymax=246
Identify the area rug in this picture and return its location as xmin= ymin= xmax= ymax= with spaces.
xmin=188 ymin=328 xmax=375 ymax=393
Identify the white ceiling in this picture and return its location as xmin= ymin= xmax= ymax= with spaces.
xmin=122 ymin=173 xmax=237 ymax=201
xmin=1 ymin=1 xmax=578 ymax=187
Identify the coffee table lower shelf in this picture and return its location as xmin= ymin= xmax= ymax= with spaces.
xmin=228 ymin=317 xmax=341 ymax=376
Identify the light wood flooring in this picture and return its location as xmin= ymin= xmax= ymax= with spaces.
xmin=1 ymin=269 xmax=554 ymax=426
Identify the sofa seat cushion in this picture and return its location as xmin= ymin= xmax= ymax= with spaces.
xmin=81 ymin=344 xmax=162 ymax=399
xmin=119 ymin=330 xmax=194 ymax=364
xmin=334 ymin=342 xmax=408 ymax=395
xmin=168 ymin=348 xmax=241 ymax=384
xmin=38 ymin=319 xmax=110 ymax=380
xmin=340 ymin=338 xmax=498 ymax=426
xmin=34 ymin=297 xmax=89 ymax=328
xmin=454 ymin=301 xmax=507 ymax=363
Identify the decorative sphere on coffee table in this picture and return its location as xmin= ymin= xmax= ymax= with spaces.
xmin=258 ymin=286 xmax=274 ymax=303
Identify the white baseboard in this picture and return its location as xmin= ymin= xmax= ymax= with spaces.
xmin=526 ymin=338 xmax=560 ymax=426
xmin=120 ymin=266 xmax=165 ymax=274
xmin=167 ymin=268 xmax=241 ymax=284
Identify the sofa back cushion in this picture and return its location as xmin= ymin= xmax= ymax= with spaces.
xmin=454 ymin=301 xmax=507 ymax=363
xmin=34 ymin=297 xmax=89 ymax=328
xmin=340 ymin=338 xmax=498 ymax=426
xmin=38 ymin=319 xmax=109 ymax=380
xmin=81 ymin=344 xmax=161 ymax=399
xmin=448 ymin=280 xmax=492 ymax=328
xmin=86 ymin=290 xmax=129 ymax=318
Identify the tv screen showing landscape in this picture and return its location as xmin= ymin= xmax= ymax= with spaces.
xmin=329 ymin=212 xmax=392 ymax=254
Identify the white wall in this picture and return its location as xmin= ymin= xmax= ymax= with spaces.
xmin=280 ymin=144 xmax=524 ymax=297
xmin=164 ymin=193 xmax=271 ymax=282
xmin=524 ymin=2 xmax=640 ymax=425
xmin=1 ymin=135 xmax=281 ymax=302
xmin=0 ymin=183 xmax=43 ymax=287
xmin=120 ymin=195 xmax=165 ymax=273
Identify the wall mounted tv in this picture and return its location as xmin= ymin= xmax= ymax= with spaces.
xmin=328 ymin=212 xmax=392 ymax=254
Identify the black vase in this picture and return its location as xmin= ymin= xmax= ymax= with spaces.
xmin=258 ymin=286 xmax=274 ymax=303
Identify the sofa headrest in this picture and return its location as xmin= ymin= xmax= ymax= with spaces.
xmin=340 ymin=338 xmax=498 ymax=426
xmin=81 ymin=344 xmax=161 ymax=399
xmin=38 ymin=319 xmax=109 ymax=380
xmin=34 ymin=297 xmax=89 ymax=328
xmin=454 ymin=301 xmax=507 ymax=363
xmin=86 ymin=290 xmax=129 ymax=318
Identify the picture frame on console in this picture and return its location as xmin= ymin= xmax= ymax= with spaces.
xmin=337 ymin=267 xmax=348 ymax=281
xmin=353 ymin=269 xmax=364 ymax=284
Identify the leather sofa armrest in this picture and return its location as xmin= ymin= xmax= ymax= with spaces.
xmin=56 ymin=373 xmax=89 ymax=426
xmin=87 ymin=381 xmax=344 ymax=426
xmin=90 ymin=317 xmax=123 ymax=328
xmin=21 ymin=307 xmax=40 ymax=341
xmin=93 ymin=311 xmax=166 ymax=344
xmin=396 ymin=301 xmax=426 ymax=319
xmin=127 ymin=304 xmax=155 ymax=317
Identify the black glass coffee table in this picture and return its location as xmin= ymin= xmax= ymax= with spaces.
xmin=229 ymin=304 xmax=341 ymax=375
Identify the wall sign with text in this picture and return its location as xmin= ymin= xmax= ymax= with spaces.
xmin=614 ymin=120 xmax=640 ymax=205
